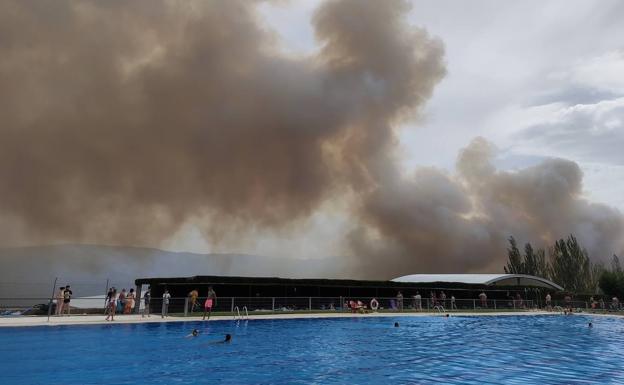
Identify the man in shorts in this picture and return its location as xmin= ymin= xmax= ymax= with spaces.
xmin=162 ymin=289 xmax=171 ymax=318
xmin=63 ymin=285 xmax=73 ymax=316
xmin=203 ymin=286 xmax=217 ymax=320
xmin=545 ymin=293 xmax=552 ymax=311
xmin=188 ymin=288 xmax=199 ymax=313
xmin=143 ymin=287 xmax=151 ymax=318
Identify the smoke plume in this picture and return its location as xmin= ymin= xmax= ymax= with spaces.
xmin=0 ymin=0 xmax=622 ymax=279
xmin=350 ymin=137 xmax=624 ymax=277
xmin=0 ymin=0 xmax=444 ymax=248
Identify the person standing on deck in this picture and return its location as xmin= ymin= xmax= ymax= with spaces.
xmin=203 ymin=286 xmax=217 ymax=320
xmin=63 ymin=285 xmax=73 ymax=315
xmin=162 ymin=289 xmax=171 ymax=318
xmin=450 ymin=295 xmax=457 ymax=310
xmin=545 ymin=293 xmax=552 ymax=311
xmin=118 ymin=289 xmax=126 ymax=314
xmin=125 ymin=288 xmax=136 ymax=314
xmin=143 ymin=287 xmax=151 ymax=318
xmin=105 ymin=288 xmax=117 ymax=321
xmin=479 ymin=291 xmax=487 ymax=308
xmin=188 ymin=288 xmax=199 ymax=313
xmin=56 ymin=286 xmax=65 ymax=316
xmin=414 ymin=292 xmax=422 ymax=310
xmin=430 ymin=291 xmax=437 ymax=308
xmin=105 ymin=288 xmax=114 ymax=312
xmin=396 ymin=291 xmax=404 ymax=311
xmin=440 ymin=291 xmax=447 ymax=308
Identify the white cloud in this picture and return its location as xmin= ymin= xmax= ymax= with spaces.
xmin=554 ymin=51 xmax=624 ymax=94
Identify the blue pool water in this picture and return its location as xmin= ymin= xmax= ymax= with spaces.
xmin=1 ymin=315 xmax=623 ymax=384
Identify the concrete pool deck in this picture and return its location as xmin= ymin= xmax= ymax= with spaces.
xmin=0 ymin=310 xmax=574 ymax=327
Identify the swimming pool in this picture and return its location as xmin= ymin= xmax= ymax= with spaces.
xmin=1 ymin=315 xmax=622 ymax=384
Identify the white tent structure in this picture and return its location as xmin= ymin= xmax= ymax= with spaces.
xmin=391 ymin=274 xmax=563 ymax=291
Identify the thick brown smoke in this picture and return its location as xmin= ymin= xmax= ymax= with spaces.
xmin=1 ymin=0 xmax=622 ymax=278
xmin=0 ymin=0 xmax=444 ymax=247
xmin=350 ymin=137 xmax=624 ymax=277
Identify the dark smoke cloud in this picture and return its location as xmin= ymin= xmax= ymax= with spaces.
xmin=0 ymin=0 xmax=444 ymax=247
xmin=350 ymin=137 xmax=624 ymax=278
xmin=1 ymin=0 xmax=621 ymax=279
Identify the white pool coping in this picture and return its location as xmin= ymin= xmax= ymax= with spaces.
xmin=0 ymin=310 xmax=575 ymax=328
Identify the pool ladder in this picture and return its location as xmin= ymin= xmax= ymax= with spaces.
xmin=233 ymin=306 xmax=249 ymax=320
xmin=434 ymin=305 xmax=446 ymax=314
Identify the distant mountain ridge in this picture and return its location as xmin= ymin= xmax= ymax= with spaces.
xmin=0 ymin=244 xmax=348 ymax=298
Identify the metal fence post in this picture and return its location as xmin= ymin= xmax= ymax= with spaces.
xmin=494 ymin=299 xmax=496 ymax=310
xmin=134 ymin=285 xmax=142 ymax=314
xmin=104 ymin=279 xmax=110 ymax=310
xmin=231 ymin=297 xmax=234 ymax=313
xmin=272 ymin=297 xmax=275 ymax=311
xmin=473 ymin=299 xmax=476 ymax=310
xmin=47 ymin=277 xmax=58 ymax=322
xmin=184 ymin=297 xmax=188 ymax=317
xmin=309 ymin=297 xmax=312 ymax=311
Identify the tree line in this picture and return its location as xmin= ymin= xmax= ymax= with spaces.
xmin=503 ymin=234 xmax=623 ymax=297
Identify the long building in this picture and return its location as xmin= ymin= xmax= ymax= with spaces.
xmin=134 ymin=274 xmax=563 ymax=313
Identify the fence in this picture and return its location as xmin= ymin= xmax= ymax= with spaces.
xmin=0 ymin=296 xmax=546 ymax=317
xmin=3 ymin=294 xmax=622 ymax=320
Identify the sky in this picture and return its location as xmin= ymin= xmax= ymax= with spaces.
xmin=1 ymin=0 xmax=623 ymax=279
xmin=259 ymin=0 xmax=624 ymax=209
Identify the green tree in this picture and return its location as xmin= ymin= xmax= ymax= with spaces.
xmin=522 ymin=243 xmax=541 ymax=276
xmin=502 ymin=234 xmax=603 ymax=293
xmin=534 ymin=247 xmax=549 ymax=279
xmin=549 ymin=235 xmax=594 ymax=293
xmin=504 ymin=236 xmax=523 ymax=274
xmin=599 ymin=255 xmax=624 ymax=299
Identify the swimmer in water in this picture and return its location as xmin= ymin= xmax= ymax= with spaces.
xmin=203 ymin=334 xmax=232 ymax=345
xmin=394 ymin=322 xmax=399 ymax=327
xmin=445 ymin=313 xmax=450 ymax=318
xmin=588 ymin=322 xmax=593 ymax=328
xmin=185 ymin=329 xmax=200 ymax=338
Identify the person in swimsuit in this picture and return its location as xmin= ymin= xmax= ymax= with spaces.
xmin=56 ymin=287 xmax=65 ymax=316
xmin=203 ymin=334 xmax=232 ymax=346
xmin=125 ymin=288 xmax=135 ymax=314
xmin=105 ymin=288 xmax=117 ymax=321
xmin=203 ymin=286 xmax=217 ymax=321
xmin=142 ymin=287 xmax=151 ymax=318
xmin=63 ymin=285 xmax=73 ymax=316
xmin=188 ymin=289 xmax=199 ymax=313
xmin=185 ymin=329 xmax=200 ymax=338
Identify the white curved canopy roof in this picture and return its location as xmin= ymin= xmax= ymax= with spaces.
xmin=391 ymin=274 xmax=563 ymax=290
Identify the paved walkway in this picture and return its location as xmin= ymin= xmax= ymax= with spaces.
xmin=0 ymin=310 xmax=557 ymax=327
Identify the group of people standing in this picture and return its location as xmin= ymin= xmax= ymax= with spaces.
xmin=395 ymin=291 xmax=460 ymax=311
xmin=54 ymin=285 xmax=73 ymax=316
xmin=103 ymin=286 xmax=217 ymax=320
xmin=105 ymin=287 xmax=138 ymax=321
xmin=184 ymin=287 xmax=217 ymax=320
